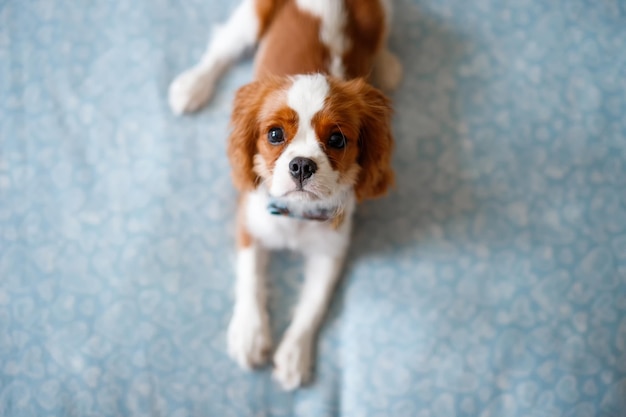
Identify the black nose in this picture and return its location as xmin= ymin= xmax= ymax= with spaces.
xmin=289 ymin=157 xmax=317 ymax=183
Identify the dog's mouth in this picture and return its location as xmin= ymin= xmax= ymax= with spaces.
xmin=284 ymin=188 xmax=319 ymax=201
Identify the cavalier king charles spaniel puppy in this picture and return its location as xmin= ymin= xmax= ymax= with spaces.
xmin=169 ymin=0 xmax=402 ymax=390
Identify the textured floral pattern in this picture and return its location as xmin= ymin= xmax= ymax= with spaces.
xmin=1 ymin=0 xmax=626 ymax=416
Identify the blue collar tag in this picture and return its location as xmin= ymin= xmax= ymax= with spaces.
xmin=267 ymin=200 xmax=337 ymax=222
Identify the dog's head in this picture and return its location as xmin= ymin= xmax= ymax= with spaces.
xmin=227 ymin=74 xmax=394 ymax=207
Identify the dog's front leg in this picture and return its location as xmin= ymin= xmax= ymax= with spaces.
xmin=227 ymin=243 xmax=272 ymax=369
xmin=273 ymin=253 xmax=345 ymax=390
xmin=169 ymin=0 xmax=261 ymax=114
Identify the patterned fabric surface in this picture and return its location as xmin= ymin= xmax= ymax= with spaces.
xmin=1 ymin=0 xmax=626 ymax=416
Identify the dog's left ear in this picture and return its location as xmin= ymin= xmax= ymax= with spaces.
xmin=351 ymin=79 xmax=395 ymax=201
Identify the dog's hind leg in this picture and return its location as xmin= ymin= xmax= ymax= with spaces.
xmin=371 ymin=48 xmax=403 ymax=92
xmin=169 ymin=0 xmax=268 ymax=114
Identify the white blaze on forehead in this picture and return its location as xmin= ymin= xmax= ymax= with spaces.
xmin=286 ymin=74 xmax=329 ymax=125
xmin=285 ymin=74 xmax=329 ymax=153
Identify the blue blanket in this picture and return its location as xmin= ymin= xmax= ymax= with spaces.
xmin=1 ymin=0 xmax=625 ymax=416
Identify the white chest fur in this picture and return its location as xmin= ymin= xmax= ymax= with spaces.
xmin=244 ymin=188 xmax=355 ymax=256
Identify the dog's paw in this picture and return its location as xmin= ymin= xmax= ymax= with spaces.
xmin=272 ymin=333 xmax=312 ymax=391
xmin=372 ymin=49 xmax=403 ymax=92
xmin=227 ymin=308 xmax=272 ymax=370
xmin=168 ymin=68 xmax=215 ymax=115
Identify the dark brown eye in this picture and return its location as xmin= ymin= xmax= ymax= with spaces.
xmin=268 ymin=127 xmax=284 ymax=144
xmin=328 ymin=132 xmax=346 ymax=149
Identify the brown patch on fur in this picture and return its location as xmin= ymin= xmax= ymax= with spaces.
xmin=254 ymin=1 xmax=329 ymax=79
xmin=255 ymin=104 xmax=299 ymax=181
xmin=254 ymin=1 xmax=386 ymax=81
xmin=227 ymin=76 xmax=291 ymax=190
xmin=342 ymin=0 xmax=387 ymax=79
xmin=255 ymin=0 xmax=289 ymax=38
xmin=311 ymin=88 xmax=362 ymax=181
xmin=331 ymin=210 xmax=346 ymax=230
xmin=236 ymin=194 xmax=253 ymax=248
xmin=321 ymin=77 xmax=394 ymax=201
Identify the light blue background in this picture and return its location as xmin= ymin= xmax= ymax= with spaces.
xmin=1 ymin=0 xmax=626 ymax=416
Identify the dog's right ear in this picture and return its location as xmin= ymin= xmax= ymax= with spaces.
xmin=227 ymin=81 xmax=265 ymax=191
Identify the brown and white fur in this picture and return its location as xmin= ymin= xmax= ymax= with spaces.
xmin=169 ymin=0 xmax=402 ymax=390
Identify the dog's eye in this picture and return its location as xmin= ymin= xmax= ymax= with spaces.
xmin=268 ymin=127 xmax=285 ymax=144
xmin=327 ymin=132 xmax=346 ymax=149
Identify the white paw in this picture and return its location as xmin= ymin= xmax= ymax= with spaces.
xmin=227 ymin=307 xmax=272 ymax=370
xmin=168 ymin=67 xmax=215 ymax=115
xmin=373 ymin=49 xmax=403 ymax=92
xmin=272 ymin=333 xmax=313 ymax=391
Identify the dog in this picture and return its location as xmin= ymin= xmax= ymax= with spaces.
xmin=169 ymin=0 xmax=402 ymax=390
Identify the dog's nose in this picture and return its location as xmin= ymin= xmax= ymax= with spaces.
xmin=289 ymin=157 xmax=317 ymax=183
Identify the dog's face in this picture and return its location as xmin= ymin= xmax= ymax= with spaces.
xmin=227 ymin=74 xmax=394 ymax=205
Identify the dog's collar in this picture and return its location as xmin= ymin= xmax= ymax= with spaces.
xmin=267 ymin=200 xmax=345 ymax=228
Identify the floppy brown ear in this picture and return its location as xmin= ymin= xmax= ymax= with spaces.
xmin=227 ymin=81 xmax=265 ymax=191
xmin=352 ymin=80 xmax=395 ymax=201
